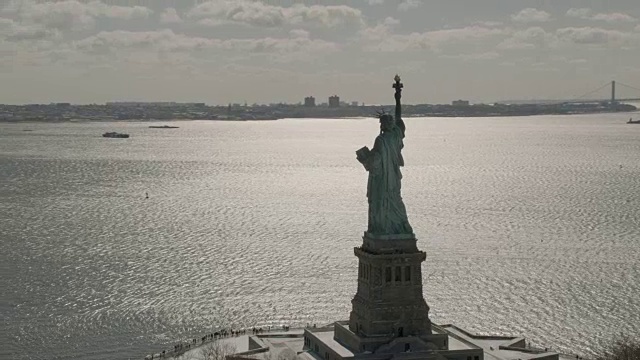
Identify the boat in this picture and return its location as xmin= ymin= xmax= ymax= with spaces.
xmin=627 ymin=118 xmax=640 ymax=124
xmin=149 ymin=125 xmax=179 ymax=129
xmin=102 ymin=132 xmax=130 ymax=138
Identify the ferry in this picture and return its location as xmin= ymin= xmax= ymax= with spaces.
xmin=149 ymin=125 xmax=179 ymax=129
xmin=102 ymin=132 xmax=130 ymax=138
xmin=627 ymin=118 xmax=640 ymax=124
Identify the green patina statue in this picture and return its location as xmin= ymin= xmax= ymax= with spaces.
xmin=356 ymin=75 xmax=413 ymax=235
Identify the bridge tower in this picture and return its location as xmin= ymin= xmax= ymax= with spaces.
xmin=611 ymin=80 xmax=616 ymax=104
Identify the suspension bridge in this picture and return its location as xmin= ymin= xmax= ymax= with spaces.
xmin=560 ymin=80 xmax=640 ymax=104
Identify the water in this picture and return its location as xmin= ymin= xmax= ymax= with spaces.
xmin=1 ymin=115 xmax=639 ymax=360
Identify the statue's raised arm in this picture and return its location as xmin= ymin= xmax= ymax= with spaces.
xmin=393 ymin=74 xmax=406 ymax=136
xmin=355 ymin=74 xmax=413 ymax=236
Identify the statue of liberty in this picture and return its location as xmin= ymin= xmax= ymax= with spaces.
xmin=356 ymin=75 xmax=413 ymax=235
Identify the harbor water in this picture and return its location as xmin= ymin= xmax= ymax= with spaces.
xmin=1 ymin=114 xmax=639 ymax=359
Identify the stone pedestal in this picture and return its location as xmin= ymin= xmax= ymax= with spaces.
xmin=333 ymin=232 xmax=436 ymax=353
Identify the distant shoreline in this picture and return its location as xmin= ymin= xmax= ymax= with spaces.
xmin=1 ymin=102 xmax=636 ymax=123
xmin=1 ymin=111 xmax=638 ymax=123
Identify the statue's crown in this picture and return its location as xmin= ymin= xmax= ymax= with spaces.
xmin=379 ymin=114 xmax=394 ymax=125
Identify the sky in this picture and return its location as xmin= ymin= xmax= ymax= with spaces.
xmin=1 ymin=0 xmax=640 ymax=105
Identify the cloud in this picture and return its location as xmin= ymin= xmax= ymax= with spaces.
xmin=497 ymin=27 xmax=558 ymax=50
xmin=398 ymin=0 xmax=422 ymax=12
xmin=566 ymin=8 xmax=636 ymax=22
xmin=358 ymin=17 xmax=400 ymax=43
xmin=368 ymin=0 xmax=384 ymax=4
xmin=11 ymin=1 xmax=95 ymax=31
xmin=591 ymin=13 xmax=635 ymax=22
xmin=384 ymin=17 xmax=400 ymax=26
xmin=7 ymin=24 xmax=60 ymax=42
xmin=289 ymin=29 xmax=309 ymax=39
xmin=160 ymin=8 xmax=182 ymax=24
xmin=188 ymin=0 xmax=284 ymax=27
xmin=0 ymin=17 xmax=12 ymax=29
xmin=96 ymin=3 xmax=152 ymax=20
xmin=187 ymin=1 xmax=364 ymax=29
xmin=73 ymin=29 xmax=339 ymax=56
xmin=362 ymin=25 xmax=505 ymax=52
xmin=441 ymin=51 xmax=500 ymax=61
xmin=3 ymin=0 xmax=152 ymax=32
xmin=511 ymin=8 xmax=551 ymax=23
xmin=474 ymin=21 xmax=503 ymax=28
xmin=0 ymin=17 xmax=61 ymax=42
xmin=566 ymin=8 xmax=591 ymax=19
xmin=556 ymin=27 xmax=630 ymax=45
xmin=420 ymin=26 xmax=505 ymax=46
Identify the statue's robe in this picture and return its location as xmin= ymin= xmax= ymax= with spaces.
xmin=366 ymin=124 xmax=413 ymax=235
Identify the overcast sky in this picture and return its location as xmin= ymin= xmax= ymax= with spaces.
xmin=1 ymin=0 xmax=640 ymax=105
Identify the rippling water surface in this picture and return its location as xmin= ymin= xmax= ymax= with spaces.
xmin=1 ymin=115 xmax=639 ymax=359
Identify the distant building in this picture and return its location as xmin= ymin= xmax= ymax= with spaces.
xmin=329 ymin=95 xmax=340 ymax=108
xmin=351 ymin=101 xmax=359 ymax=107
xmin=304 ymin=96 xmax=316 ymax=107
xmin=452 ymin=99 xmax=470 ymax=106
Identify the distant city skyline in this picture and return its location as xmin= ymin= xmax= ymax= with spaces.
xmin=1 ymin=0 xmax=640 ymax=105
